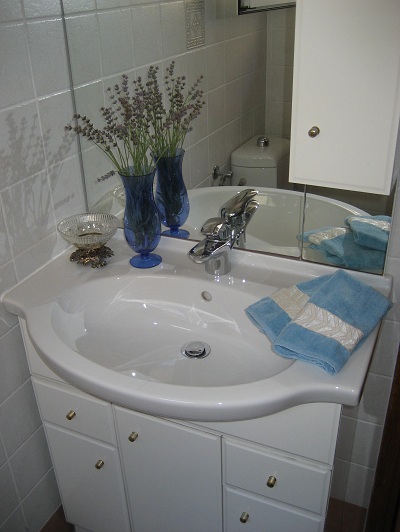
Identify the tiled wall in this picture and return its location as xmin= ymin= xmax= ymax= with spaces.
xmin=0 ymin=1 xmax=399 ymax=530
xmin=64 ymin=1 xmax=269 ymax=209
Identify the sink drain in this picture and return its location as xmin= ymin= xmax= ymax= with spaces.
xmin=181 ymin=341 xmax=211 ymax=359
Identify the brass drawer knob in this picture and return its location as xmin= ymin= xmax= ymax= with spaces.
xmin=308 ymin=126 xmax=320 ymax=138
xmin=240 ymin=512 xmax=249 ymax=523
xmin=128 ymin=432 xmax=138 ymax=442
xmin=66 ymin=410 xmax=76 ymax=420
xmin=266 ymin=475 xmax=277 ymax=488
xmin=95 ymin=460 xmax=105 ymax=469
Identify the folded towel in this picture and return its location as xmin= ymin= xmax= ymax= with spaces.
xmin=345 ymin=215 xmax=391 ymax=252
xmin=273 ymin=270 xmax=392 ymax=374
xmin=245 ymin=274 xmax=334 ymax=342
xmin=302 ymin=227 xmax=385 ymax=271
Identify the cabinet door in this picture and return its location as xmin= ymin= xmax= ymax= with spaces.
xmin=290 ymin=0 xmax=400 ymax=194
xmin=115 ymin=407 xmax=222 ymax=532
xmin=225 ymin=487 xmax=324 ymax=532
xmin=45 ymin=424 xmax=131 ymax=532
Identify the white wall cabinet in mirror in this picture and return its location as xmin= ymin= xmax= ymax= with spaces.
xmin=289 ymin=0 xmax=400 ymax=195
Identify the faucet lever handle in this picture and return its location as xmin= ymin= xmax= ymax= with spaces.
xmin=201 ymin=217 xmax=230 ymax=240
xmin=220 ymin=189 xmax=258 ymax=221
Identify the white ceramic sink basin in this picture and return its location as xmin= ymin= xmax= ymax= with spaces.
xmin=52 ymin=275 xmax=292 ymax=387
xmin=1 ymin=232 xmax=392 ymax=421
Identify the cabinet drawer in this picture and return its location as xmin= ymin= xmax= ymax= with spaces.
xmin=33 ymin=378 xmax=116 ymax=444
xmin=224 ymin=487 xmax=324 ymax=532
xmin=224 ymin=440 xmax=331 ymax=514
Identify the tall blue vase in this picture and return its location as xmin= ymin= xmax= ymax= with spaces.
xmin=155 ymin=148 xmax=190 ymax=238
xmin=120 ymin=168 xmax=162 ymax=269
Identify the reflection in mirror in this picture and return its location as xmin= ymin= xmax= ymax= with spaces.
xmin=62 ymin=2 xmax=393 ymax=274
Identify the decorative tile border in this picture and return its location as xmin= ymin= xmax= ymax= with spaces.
xmin=185 ymin=0 xmax=205 ymax=49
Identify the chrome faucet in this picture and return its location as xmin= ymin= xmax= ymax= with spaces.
xmin=188 ymin=189 xmax=259 ymax=275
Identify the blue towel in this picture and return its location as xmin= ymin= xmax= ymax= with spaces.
xmin=245 ymin=274 xmax=333 ymax=342
xmin=273 ymin=270 xmax=392 ymax=375
xmin=345 ymin=215 xmax=391 ymax=252
xmin=302 ymin=227 xmax=385 ymax=271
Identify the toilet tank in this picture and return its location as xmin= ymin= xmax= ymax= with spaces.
xmin=231 ymin=135 xmax=290 ymax=188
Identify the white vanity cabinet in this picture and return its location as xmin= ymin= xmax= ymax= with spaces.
xmin=22 ymin=320 xmax=341 ymax=532
xmin=290 ymin=0 xmax=400 ymax=195
xmin=32 ymin=377 xmax=131 ymax=532
xmin=114 ymin=406 xmax=222 ymax=532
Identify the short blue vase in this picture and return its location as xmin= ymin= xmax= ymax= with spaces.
xmin=155 ymin=148 xmax=190 ymax=238
xmin=120 ymin=168 xmax=162 ymax=269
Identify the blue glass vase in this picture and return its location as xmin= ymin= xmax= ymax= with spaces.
xmin=155 ymin=148 xmax=190 ymax=238
xmin=120 ymin=168 xmax=162 ymax=269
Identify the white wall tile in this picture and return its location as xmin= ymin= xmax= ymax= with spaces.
xmin=207 ymin=86 xmax=225 ymax=134
xmin=2 ymin=172 xmax=55 ymax=257
xmin=0 ymin=464 xmax=19 ymax=524
xmin=38 ymin=91 xmax=78 ymax=166
xmin=21 ymin=469 xmax=60 ymax=531
xmin=49 ymin=155 xmax=86 ymax=224
xmin=370 ymin=319 xmax=400 ymax=377
xmin=0 ymin=1 xmax=23 ymax=22
xmin=189 ymin=138 xmax=209 ymax=188
xmin=0 ymin=508 xmax=27 ymax=532
xmin=26 ymin=19 xmax=70 ymax=97
xmin=64 ymin=14 xmax=102 ymax=86
xmin=98 ymin=9 xmax=135 ymax=75
xmin=0 ymin=265 xmax=19 ymax=335
xmin=160 ymin=1 xmax=186 ymax=58
xmin=0 ymin=207 xmax=12 ymax=268
xmin=344 ymin=373 xmax=392 ymax=425
xmin=9 ymin=428 xmax=52 ymax=499
xmin=62 ymin=0 xmax=96 ymax=14
xmin=207 ymin=43 xmax=225 ymax=91
xmin=0 ymin=381 xmax=41 ymax=456
xmin=224 ymin=38 xmax=241 ymax=83
xmin=22 ymin=0 xmax=61 ymax=18
xmin=345 ymin=462 xmax=375 ymax=508
xmin=0 ymin=328 xmax=30 ymax=405
xmin=0 ymin=24 xmax=35 ymax=109
xmin=0 ymin=103 xmax=46 ymax=187
xmin=14 ymin=233 xmax=60 ymax=282
xmin=132 ymin=5 xmax=162 ymax=66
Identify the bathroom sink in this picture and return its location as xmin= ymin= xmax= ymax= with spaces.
xmin=2 ymin=232 xmax=392 ymax=421
xmin=52 ymin=275 xmax=292 ymax=387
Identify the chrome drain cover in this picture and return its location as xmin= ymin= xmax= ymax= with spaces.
xmin=181 ymin=341 xmax=211 ymax=359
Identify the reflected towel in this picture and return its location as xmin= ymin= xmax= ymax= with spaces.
xmin=245 ymin=274 xmax=333 ymax=342
xmin=302 ymin=227 xmax=385 ymax=271
xmin=345 ymin=215 xmax=391 ymax=252
xmin=273 ymin=270 xmax=392 ymax=374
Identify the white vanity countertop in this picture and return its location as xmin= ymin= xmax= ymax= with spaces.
xmin=1 ymin=230 xmax=392 ymax=422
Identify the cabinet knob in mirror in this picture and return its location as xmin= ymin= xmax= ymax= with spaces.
xmin=308 ymin=126 xmax=320 ymax=138
xmin=128 ymin=432 xmax=138 ymax=442
xmin=66 ymin=410 xmax=76 ymax=420
xmin=266 ymin=475 xmax=277 ymax=488
xmin=95 ymin=460 xmax=104 ymax=469
xmin=239 ymin=512 xmax=249 ymax=523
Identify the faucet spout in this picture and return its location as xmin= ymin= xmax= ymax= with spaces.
xmin=188 ymin=217 xmax=233 ymax=275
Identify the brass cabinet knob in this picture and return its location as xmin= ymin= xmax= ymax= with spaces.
xmin=266 ymin=475 xmax=277 ymax=488
xmin=95 ymin=460 xmax=105 ymax=469
xmin=308 ymin=126 xmax=320 ymax=138
xmin=66 ymin=410 xmax=76 ymax=420
xmin=240 ymin=512 xmax=249 ymax=523
xmin=128 ymin=432 xmax=138 ymax=442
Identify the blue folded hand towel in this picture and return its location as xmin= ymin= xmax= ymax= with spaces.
xmin=345 ymin=215 xmax=391 ymax=252
xmin=302 ymin=227 xmax=385 ymax=271
xmin=245 ymin=274 xmax=333 ymax=342
xmin=273 ymin=270 xmax=392 ymax=375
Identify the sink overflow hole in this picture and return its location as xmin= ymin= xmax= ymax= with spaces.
xmin=201 ymin=291 xmax=212 ymax=302
xmin=181 ymin=341 xmax=211 ymax=359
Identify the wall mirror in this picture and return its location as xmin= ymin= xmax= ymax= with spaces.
xmin=61 ymin=1 xmax=395 ymax=275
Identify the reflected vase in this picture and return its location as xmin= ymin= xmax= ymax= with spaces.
xmin=119 ymin=168 xmax=162 ymax=269
xmin=154 ymin=148 xmax=190 ymax=238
